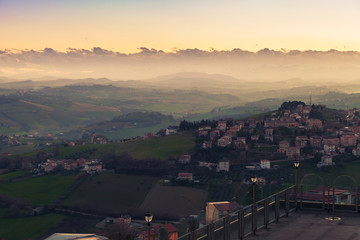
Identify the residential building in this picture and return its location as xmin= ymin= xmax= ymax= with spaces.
xmin=202 ymin=141 xmax=213 ymax=149
xmin=286 ymin=146 xmax=301 ymax=159
xmin=210 ymin=130 xmax=220 ymax=140
xmin=324 ymin=145 xmax=336 ymax=155
xmin=251 ymin=135 xmax=260 ymax=141
xmin=45 ymin=234 xmax=108 ymax=240
xmin=152 ymin=224 xmax=179 ymax=240
xmin=260 ymin=159 xmax=271 ymax=169
xmin=198 ymin=130 xmax=208 ymax=137
xmin=303 ymin=106 xmax=312 ymax=114
xmin=144 ymin=132 xmax=154 ymax=138
xmin=278 ymin=140 xmax=290 ymax=153
xmin=306 ymin=119 xmax=323 ymax=129
xmin=225 ymin=130 xmax=237 ymax=138
xmin=322 ymin=137 xmax=340 ymax=146
xmin=353 ymin=146 xmax=360 ymax=157
xmin=177 ymin=172 xmax=193 ymax=181
xmin=206 ymin=201 xmax=240 ymax=223
xmin=217 ymin=159 xmax=230 ymax=172
xmin=217 ymin=136 xmax=232 ymax=147
xmin=165 ymin=128 xmax=178 ymax=135
xmin=340 ymin=135 xmax=357 ymax=147
xmin=178 ymin=155 xmax=191 ymax=164
xmin=217 ymin=121 xmax=227 ymax=131
xmin=317 ymin=155 xmax=335 ymax=168
xmin=265 ymin=128 xmax=274 ymax=136
xmin=310 ymin=136 xmax=322 ymax=148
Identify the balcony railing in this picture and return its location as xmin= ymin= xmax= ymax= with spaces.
xmin=177 ymin=184 xmax=360 ymax=240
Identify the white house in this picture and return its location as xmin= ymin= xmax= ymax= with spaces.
xmin=217 ymin=159 xmax=230 ymax=172
xmin=260 ymin=159 xmax=271 ymax=169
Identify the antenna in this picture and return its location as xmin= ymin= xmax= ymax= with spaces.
xmin=310 ymin=95 xmax=312 ymax=105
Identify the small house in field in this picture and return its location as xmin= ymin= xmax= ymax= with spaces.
xmin=177 ymin=172 xmax=193 ymax=181
xmin=179 ymin=155 xmax=191 ymax=164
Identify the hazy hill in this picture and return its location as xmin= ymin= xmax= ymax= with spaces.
xmin=2 ymin=73 xmax=360 ymax=137
xmin=83 ymin=112 xmax=175 ymax=134
xmin=0 ymin=84 xmax=239 ymax=136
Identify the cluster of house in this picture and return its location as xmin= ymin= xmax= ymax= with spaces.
xmin=169 ymin=104 xmax=360 ymax=190
xmin=0 ymin=133 xmax=23 ymax=146
xmin=98 ymin=215 xmax=178 ymax=240
xmin=175 ymin=154 xmax=230 ymax=183
xmin=200 ymin=105 xmax=324 ymax=150
xmin=37 ymin=158 xmax=103 ymax=174
xmin=80 ymin=132 xmax=110 ymax=144
xmin=197 ymin=104 xmax=360 ymax=169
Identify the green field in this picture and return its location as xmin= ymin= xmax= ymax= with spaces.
xmin=64 ymin=173 xmax=159 ymax=213
xmin=0 ymin=175 xmax=75 ymax=205
xmin=115 ymin=134 xmax=195 ymax=160
xmin=0 ymin=209 xmax=64 ymax=240
xmin=0 ymin=170 xmax=29 ymax=181
xmin=57 ymin=133 xmax=195 ymax=160
xmin=0 ymin=126 xmax=25 ymax=135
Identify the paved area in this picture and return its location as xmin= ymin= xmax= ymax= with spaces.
xmin=245 ymin=210 xmax=360 ymax=240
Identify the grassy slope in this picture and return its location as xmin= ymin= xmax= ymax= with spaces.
xmin=0 ymin=175 xmax=75 ymax=205
xmin=64 ymin=173 xmax=159 ymax=213
xmin=0 ymin=170 xmax=29 ymax=181
xmin=115 ymin=134 xmax=196 ymax=160
xmin=0 ymin=209 xmax=64 ymax=240
xmin=57 ymin=133 xmax=195 ymax=160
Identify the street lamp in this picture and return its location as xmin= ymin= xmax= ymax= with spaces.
xmin=251 ymin=175 xmax=257 ymax=203
xmin=145 ymin=212 xmax=153 ymax=240
xmin=294 ymin=161 xmax=299 ymax=210
xmin=251 ymin=175 xmax=257 ymax=235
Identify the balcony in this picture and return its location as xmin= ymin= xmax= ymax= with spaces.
xmin=177 ymin=185 xmax=360 ymax=240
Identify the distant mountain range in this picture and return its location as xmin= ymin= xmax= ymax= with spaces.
xmin=1 ymin=72 xmax=360 ymax=138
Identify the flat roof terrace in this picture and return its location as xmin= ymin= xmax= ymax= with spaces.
xmin=246 ymin=210 xmax=360 ymax=240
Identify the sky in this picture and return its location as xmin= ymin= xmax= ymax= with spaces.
xmin=1 ymin=0 xmax=360 ymax=80
xmin=1 ymin=0 xmax=360 ymax=53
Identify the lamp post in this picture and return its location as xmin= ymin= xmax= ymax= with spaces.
xmin=251 ymin=175 xmax=257 ymax=235
xmin=145 ymin=212 xmax=153 ymax=240
xmin=251 ymin=175 xmax=257 ymax=204
xmin=294 ymin=161 xmax=299 ymax=210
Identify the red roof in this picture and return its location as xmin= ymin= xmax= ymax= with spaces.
xmin=178 ymin=172 xmax=193 ymax=178
xmin=153 ymin=223 xmax=178 ymax=233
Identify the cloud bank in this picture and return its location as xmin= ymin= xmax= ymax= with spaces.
xmin=1 ymin=47 xmax=360 ymax=80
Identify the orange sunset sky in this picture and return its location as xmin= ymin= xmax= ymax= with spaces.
xmin=1 ymin=0 xmax=360 ymax=80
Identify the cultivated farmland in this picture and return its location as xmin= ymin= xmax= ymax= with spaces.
xmin=139 ymin=182 xmax=208 ymax=218
xmin=63 ymin=173 xmax=159 ymax=213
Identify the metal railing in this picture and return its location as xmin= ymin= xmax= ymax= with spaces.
xmin=299 ymin=185 xmax=359 ymax=213
xmin=178 ymin=185 xmax=297 ymax=240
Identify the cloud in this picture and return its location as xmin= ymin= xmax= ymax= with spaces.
xmin=43 ymin=48 xmax=58 ymax=55
xmin=92 ymin=47 xmax=114 ymax=55
xmin=1 ymin=47 xmax=360 ymax=80
xmin=2 ymin=47 xmax=360 ymax=58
